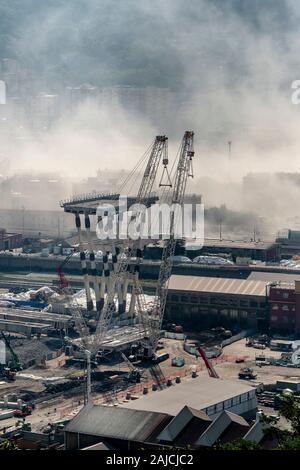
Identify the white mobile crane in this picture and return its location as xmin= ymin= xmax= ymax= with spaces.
xmin=61 ymin=136 xmax=170 ymax=403
xmin=91 ymin=135 xmax=169 ymax=353
xmin=140 ymin=130 xmax=195 ymax=358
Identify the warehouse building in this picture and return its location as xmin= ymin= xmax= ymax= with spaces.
xmin=198 ymin=239 xmax=279 ymax=263
xmin=0 ymin=228 xmax=22 ymax=250
xmin=165 ymin=275 xmax=269 ymax=330
xmin=65 ymin=377 xmax=260 ymax=450
xmin=269 ymin=280 xmax=300 ymax=336
xmin=122 ymin=376 xmax=258 ymax=420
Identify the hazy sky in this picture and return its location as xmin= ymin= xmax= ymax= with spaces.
xmin=1 ymin=0 xmax=300 ymax=183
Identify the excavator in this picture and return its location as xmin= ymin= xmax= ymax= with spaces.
xmin=0 ymin=331 xmax=22 ymax=381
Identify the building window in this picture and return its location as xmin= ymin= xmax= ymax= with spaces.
xmin=171 ymin=295 xmax=178 ymax=302
xmin=282 ymin=305 xmax=289 ymax=311
xmin=232 ymin=396 xmax=239 ymax=406
xmin=181 ymin=296 xmax=188 ymax=302
xmin=191 ymin=296 xmax=198 ymax=303
xmin=272 ymin=304 xmax=279 ymax=310
xmin=283 ymin=292 xmax=289 ymax=299
xmin=224 ymin=399 xmax=232 ymax=409
xmin=240 ymin=300 xmax=249 ymax=307
xmin=207 ymin=405 xmax=216 ymax=415
xmin=200 ymin=297 xmax=208 ymax=304
xmin=271 ymin=316 xmax=278 ymax=321
xmin=216 ymin=402 xmax=224 ymax=412
xmin=250 ymin=301 xmax=258 ymax=308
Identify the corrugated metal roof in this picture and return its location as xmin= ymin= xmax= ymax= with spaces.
xmin=65 ymin=405 xmax=171 ymax=442
xmin=202 ymin=239 xmax=275 ymax=250
xmin=157 ymin=406 xmax=211 ymax=442
xmin=121 ymin=377 xmax=255 ymax=416
xmin=168 ymin=275 xmax=268 ymax=297
xmin=196 ymin=411 xmax=249 ymax=447
xmin=248 ymin=271 xmax=300 ymax=283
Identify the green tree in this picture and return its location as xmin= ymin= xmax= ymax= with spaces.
xmin=278 ymin=435 xmax=300 ymax=450
xmin=0 ymin=438 xmax=17 ymax=451
xmin=213 ymin=438 xmax=261 ymax=450
xmin=278 ymin=392 xmax=300 ymax=434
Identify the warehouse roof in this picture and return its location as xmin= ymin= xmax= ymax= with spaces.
xmin=65 ymin=405 xmax=171 ymax=442
xmin=121 ymin=377 xmax=255 ymax=416
xmin=247 ymin=271 xmax=300 ymax=284
xmin=202 ymin=239 xmax=276 ymax=250
xmin=168 ymin=275 xmax=268 ymax=297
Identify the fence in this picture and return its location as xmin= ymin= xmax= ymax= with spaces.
xmin=58 ymin=352 xmax=250 ymax=419
xmin=221 ymin=329 xmax=253 ymax=348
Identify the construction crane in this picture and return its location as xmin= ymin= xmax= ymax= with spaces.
xmin=140 ymin=131 xmax=195 ymax=358
xmin=0 ymin=331 xmax=22 ymax=372
xmin=91 ymin=136 xmax=169 ymax=352
xmin=56 ymin=252 xmax=92 ymax=402
xmin=197 ymin=347 xmax=219 ymax=379
xmin=120 ymin=352 xmax=142 ymax=383
xmin=57 ymin=136 xmax=169 ymax=402
xmin=57 ymin=252 xmax=74 ymax=290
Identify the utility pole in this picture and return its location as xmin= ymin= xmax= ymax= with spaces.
xmin=227 ymin=140 xmax=232 ymax=182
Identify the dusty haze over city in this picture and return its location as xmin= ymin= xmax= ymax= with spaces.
xmin=1 ymin=0 xmax=300 ymax=223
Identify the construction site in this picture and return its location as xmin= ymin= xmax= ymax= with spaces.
xmin=0 ymin=132 xmax=300 ymax=450
xmin=0 ymin=132 xmax=203 ymax=430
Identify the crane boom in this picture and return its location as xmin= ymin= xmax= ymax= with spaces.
xmin=0 ymin=331 xmax=22 ymax=371
xmin=197 ymin=347 xmax=220 ymax=379
xmin=91 ymin=136 xmax=169 ymax=352
xmin=144 ymin=131 xmax=195 ymax=356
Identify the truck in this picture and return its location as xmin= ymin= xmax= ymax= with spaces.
xmin=152 ymin=352 xmax=170 ymax=365
xmin=13 ymin=404 xmax=33 ymax=418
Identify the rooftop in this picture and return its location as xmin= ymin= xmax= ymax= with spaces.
xmin=120 ymin=376 xmax=255 ymax=416
xmin=168 ymin=275 xmax=268 ymax=297
xmin=248 ymin=272 xmax=300 ymax=283
xmin=65 ymin=404 xmax=171 ymax=442
xmin=202 ymin=239 xmax=276 ymax=251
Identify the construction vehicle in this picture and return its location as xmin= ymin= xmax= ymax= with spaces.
xmin=13 ymin=404 xmax=33 ymax=418
xmin=172 ymin=356 xmax=185 ymax=367
xmin=58 ymin=136 xmax=170 ymax=403
xmin=238 ymin=367 xmax=257 ymax=380
xmin=0 ymin=331 xmax=22 ymax=381
xmin=139 ymin=131 xmax=195 ymax=358
xmin=0 ymin=331 xmax=22 ymax=372
xmin=120 ymin=352 xmax=142 ymax=383
xmin=197 ymin=346 xmax=220 ymax=379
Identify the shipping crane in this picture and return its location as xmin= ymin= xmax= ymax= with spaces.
xmin=140 ymin=131 xmax=195 ymax=358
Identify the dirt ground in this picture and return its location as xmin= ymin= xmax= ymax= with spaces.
xmin=1 ymin=337 xmax=300 ymax=432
